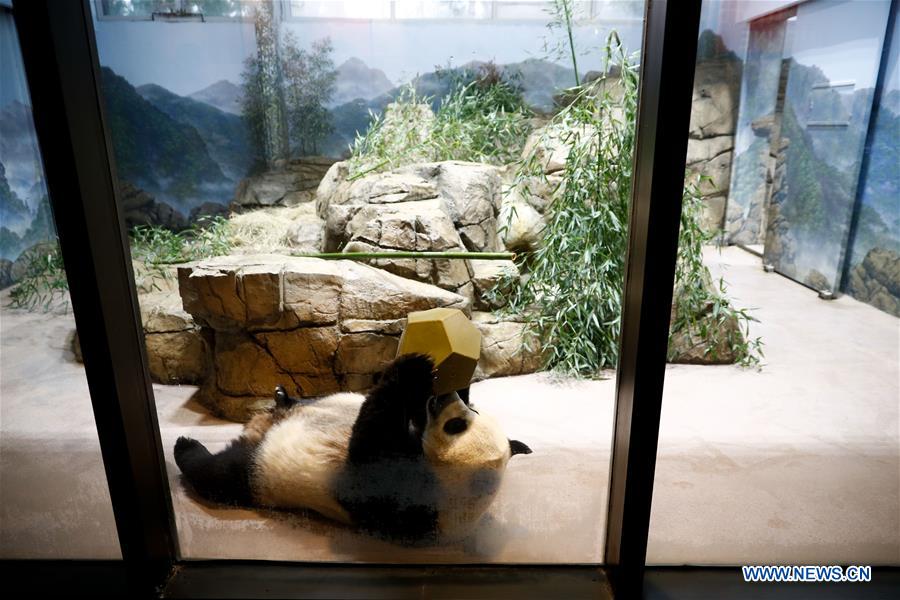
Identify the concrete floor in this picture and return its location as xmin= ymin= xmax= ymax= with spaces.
xmin=1 ymin=247 xmax=897 ymax=564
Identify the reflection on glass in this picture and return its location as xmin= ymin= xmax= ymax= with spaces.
xmin=764 ymin=0 xmax=891 ymax=291
xmin=81 ymin=0 xmax=658 ymax=562
xmin=650 ymin=0 xmax=900 ymax=570
xmin=845 ymin=14 xmax=900 ymax=317
xmin=726 ymin=15 xmax=787 ymax=246
xmin=0 ymin=8 xmax=119 ymax=559
xmin=395 ymin=1 xmax=493 ymax=20
xmin=289 ymin=0 xmax=393 ymax=20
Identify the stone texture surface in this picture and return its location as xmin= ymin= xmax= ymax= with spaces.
xmin=472 ymin=312 xmax=543 ymax=380
xmin=667 ymin=310 xmax=743 ymax=365
xmin=140 ymin=290 xmax=209 ymax=384
xmin=316 ymin=161 xmax=503 ymax=306
xmin=521 ymin=123 xmax=598 ymax=175
xmin=847 ymin=248 xmax=900 ymax=317
xmin=232 ymin=157 xmax=337 ymax=212
xmin=177 ymin=254 xmax=470 ymax=420
xmin=470 ymin=260 xmax=518 ymax=311
xmin=499 ymin=201 xmax=543 ymax=253
xmin=688 ymin=59 xmax=741 ymax=140
xmin=686 ymin=58 xmax=741 ymax=233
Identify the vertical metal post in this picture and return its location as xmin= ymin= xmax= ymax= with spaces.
xmin=12 ymin=0 xmax=177 ymax=594
xmin=605 ymin=0 xmax=702 ymax=597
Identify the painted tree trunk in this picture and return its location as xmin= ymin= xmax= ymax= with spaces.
xmin=253 ymin=1 xmax=289 ymax=168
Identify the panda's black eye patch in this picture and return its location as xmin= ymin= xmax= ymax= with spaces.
xmin=443 ymin=417 xmax=468 ymax=435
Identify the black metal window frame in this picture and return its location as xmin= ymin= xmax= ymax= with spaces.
xmin=11 ymin=0 xmax=700 ymax=597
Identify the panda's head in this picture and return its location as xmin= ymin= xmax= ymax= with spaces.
xmin=422 ymin=391 xmax=531 ymax=467
xmin=421 ymin=390 xmax=532 ymax=536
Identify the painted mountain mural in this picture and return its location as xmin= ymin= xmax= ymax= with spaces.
xmin=0 ymin=56 xmax=581 ymax=258
xmin=0 ymin=100 xmax=45 ymax=216
xmin=137 ymin=82 xmax=256 ymax=181
xmin=322 ymin=57 xmax=576 ymax=156
xmin=330 ymin=57 xmax=395 ymax=107
xmin=0 ymin=162 xmax=54 ymax=261
xmin=188 ymin=80 xmax=244 ymax=115
xmin=100 ymin=67 xmax=231 ymax=213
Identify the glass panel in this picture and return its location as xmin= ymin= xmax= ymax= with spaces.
xmin=395 ymin=1 xmax=493 ymax=20
xmin=845 ymin=14 xmax=900 ymax=317
xmin=592 ymin=0 xmax=643 ymax=21
xmin=493 ymin=1 xmax=556 ymax=20
xmin=726 ymin=14 xmax=788 ymax=248
xmin=764 ymin=0 xmax=891 ymax=291
xmin=289 ymin=0 xmax=393 ymax=19
xmin=100 ymin=0 xmax=179 ymax=17
xmin=100 ymin=0 xmax=252 ymax=18
xmin=89 ymin=0 xmax=647 ymax=563
xmin=650 ymin=0 xmax=899 ymax=571
xmin=0 ymin=8 xmax=120 ymax=559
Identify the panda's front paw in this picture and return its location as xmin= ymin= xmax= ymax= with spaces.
xmin=383 ymin=353 xmax=436 ymax=397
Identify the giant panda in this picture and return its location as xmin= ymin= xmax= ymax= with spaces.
xmin=174 ymin=353 xmax=532 ymax=540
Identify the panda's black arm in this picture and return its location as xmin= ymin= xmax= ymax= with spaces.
xmin=347 ymin=353 xmax=435 ymax=464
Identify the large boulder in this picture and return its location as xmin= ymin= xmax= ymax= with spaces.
xmin=472 ymin=312 xmax=543 ymax=380
xmin=470 ymin=259 xmax=518 ymax=311
xmin=232 ymin=157 xmax=337 ymax=212
xmin=521 ymin=123 xmax=598 ymax=175
xmin=316 ymin=161 xmax=504 ymax=304
xmin=667 ymin=309 xmax=743 ymax=365
xmin=318 ymin=161 xmax=502 ymax=252
xmin=342 ymin=199 xmax=472 ymax=293
xmin=688 ymin=59 xmax=740 ymax=139
xmin=397 ymin=162 xmax=503 ymax=252
xmin=140 ymin=290 xmax=209 ymax=384
xmin=499 ymin=201 xmax=543 ymax=253
xmin=178 ymin=254 xmax=469 ymax=420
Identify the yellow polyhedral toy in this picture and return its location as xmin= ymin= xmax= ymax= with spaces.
xmin=397 ymin=308 xmax=481 ymax=395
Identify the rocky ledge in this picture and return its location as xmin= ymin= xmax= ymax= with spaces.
xmin=173 ymin=254 xmax=537 ymax=421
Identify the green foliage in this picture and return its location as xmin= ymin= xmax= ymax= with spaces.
xmin=347 ymin=86 xmax=435 ymax=177
xmin=544 ymin=0 xmax=581 ymax=87
xmin=8 ymin=241 xmax=69 ymax=312
xmin=241 ymin=8 xmax=337 ymax=163
xmin=430 ymin=68 xmax=533 ymax=165
xmin=494 ymin=35 xmax=761 ymax=376
xmin=7 ymin=217 xmax=232 ymax=311
xmin=671 ymin=177 xmax=764 ymax=366
xmin=130 ymin=215 xmax=232 ymax=290
xmin=348 ymin=64 xmax=532 ymax=178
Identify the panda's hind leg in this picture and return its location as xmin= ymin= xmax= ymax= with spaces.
xmin=241 ymin=385 xmax=301 ymax=445
xmin=174 ymin=437 xmax=255 ymax=506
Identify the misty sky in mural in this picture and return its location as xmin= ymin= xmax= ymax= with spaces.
xmin=90 ymin=8 xmax=643 ymax=97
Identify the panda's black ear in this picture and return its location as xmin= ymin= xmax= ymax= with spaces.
xmin=509 ymin=439 xmax=532 ymax=456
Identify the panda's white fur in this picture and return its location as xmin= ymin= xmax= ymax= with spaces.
xmin=174 ymin=354 xmax=531 ymax=539
xmin=422 ymin=394 xmax=513 ymax=536
xmin=251 ymin=392 xmax=363 ymax=524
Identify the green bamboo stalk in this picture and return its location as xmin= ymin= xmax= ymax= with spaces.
xmin=148 ymin=250 xmax=516 ymax=266
xmin=290 ymin=251 xmax=516 ymax=261
xmin=563 ymin=0 xmax=580 ymax=87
